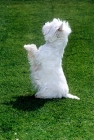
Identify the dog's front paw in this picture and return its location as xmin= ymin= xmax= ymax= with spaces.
xmin=24 ymin=44 xmax=37 ymax=52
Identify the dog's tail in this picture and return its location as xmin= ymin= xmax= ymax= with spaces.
xmin=66 ymin=93 xmax=80 ymax=100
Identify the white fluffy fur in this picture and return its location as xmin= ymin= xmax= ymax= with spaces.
xmin=24 ymin=18 xmax=80 ymax=100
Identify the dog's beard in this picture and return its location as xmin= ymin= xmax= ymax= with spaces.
xmin=56 ymin=31 xmax=64 ymax=39
xmin=46 ymin=30 xmax=64 ymax=43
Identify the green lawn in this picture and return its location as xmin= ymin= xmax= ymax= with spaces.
xmin=0 ymin=0 xmax=94 ymax=139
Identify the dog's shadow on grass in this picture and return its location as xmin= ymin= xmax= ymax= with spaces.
xmin=5 ymin=95 xmax=50 ymax=111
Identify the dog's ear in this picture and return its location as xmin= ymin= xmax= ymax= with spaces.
xmin=57 ymin=24 xmax=63 ymax=31
xmin=62 ymin=21 xmax=72 ymax=35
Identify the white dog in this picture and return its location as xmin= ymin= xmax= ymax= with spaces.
xmin=24 ymin=18 xmax=80 ymax=100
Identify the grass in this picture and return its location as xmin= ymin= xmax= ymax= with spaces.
xmin=0 ymin=0 xmax=94 ymax=139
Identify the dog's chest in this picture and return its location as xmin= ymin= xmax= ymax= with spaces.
xmin=38 ymin=45 xmax=62 ymax=67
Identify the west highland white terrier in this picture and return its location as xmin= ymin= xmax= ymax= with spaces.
xmin=24 ymin=18 xmax=80 ymax=100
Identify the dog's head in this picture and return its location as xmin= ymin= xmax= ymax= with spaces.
xmin=42 ymin=18 xmax=71 ymax=42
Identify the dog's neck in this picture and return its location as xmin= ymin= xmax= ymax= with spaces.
xmin=46 ymin=37 xmax=68 ymax=57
